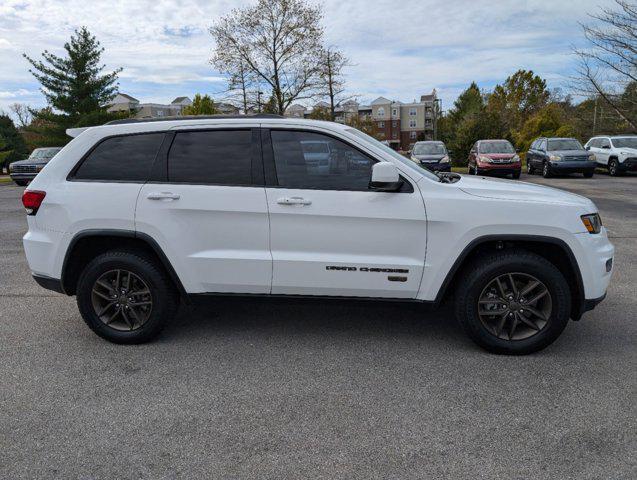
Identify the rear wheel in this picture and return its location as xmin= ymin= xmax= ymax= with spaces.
xmin=454 ymin=249 xmax=571 ymax=354
xmin=76 ymin=250 xmax=179 ymax=344
xmin=542 ymin=161 xmax=552 ymax=178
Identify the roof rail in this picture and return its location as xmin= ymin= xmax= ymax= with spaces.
xmin=105 ymin=114 xmax=284 ymax=125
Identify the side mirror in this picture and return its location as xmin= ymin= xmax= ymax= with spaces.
xmin=515 ymin=148 xmax=520 ymax=153
xmin=585 ymin=145 xmax=590 ymax=150
xmin=369 ymin=162 xmax=402 ymax=192
xmin=447 ymin=150 xmax=453 ymax=156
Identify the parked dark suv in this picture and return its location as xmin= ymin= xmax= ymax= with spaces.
xmin=409 ymin=141 xmax=451 ymax=172
xmin=9 ymin=147 xmax=63 ymax=186
xmin=467 ymin=139 xmax=521 ymax=179
xmin=526 ymin=137 xmax=596 ymax=178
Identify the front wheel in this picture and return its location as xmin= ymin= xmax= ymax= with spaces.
xmin=608 ymin=159 xmax=620 ymax=176
xmin=527 ymin=162 xmax=535 ymax=174
xmin=454 ymin=249 xmax=571 ymax=355
xmin=542 ymin=161 xmax=552 ymax=178
xmin=512 ymin=170 xmax=521 ymax=179
xmin=76 ymin=250 xmax=179 ymax=344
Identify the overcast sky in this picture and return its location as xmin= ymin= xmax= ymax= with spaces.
xmin=0 ymin=0 xmax=617 ymax=115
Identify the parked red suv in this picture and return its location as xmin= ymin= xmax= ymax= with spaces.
xmin=467 ymin=139 xmax=521 ymax=179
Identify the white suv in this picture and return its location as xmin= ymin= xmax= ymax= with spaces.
xmin=585 ymin=135 xmax=637 ymax=176
xmin=22 ymin=115 xmax=614 ymax=354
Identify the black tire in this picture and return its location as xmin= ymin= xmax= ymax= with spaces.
xmin=527 ymin=162 xmax=535 ymax=174
xmin=608 ymin=159 xmax=621 ymax=177
xmin=512 ymin=170 xmax=521 ymax=179
xmin=542 ymin=161 xmax=552 ymax=178
xmin=583 ymin=170 xmax=594 ymax=178
xmin=14 ymin=180 xmax=28 ymax=186
xmin=76 ymin=250 xmax=179 ymax=344
xmin=454 ymin=249 xmax=571 ymax=355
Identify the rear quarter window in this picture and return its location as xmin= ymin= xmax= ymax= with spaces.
xmin=72 ymin=133 xmax=164 ymax=182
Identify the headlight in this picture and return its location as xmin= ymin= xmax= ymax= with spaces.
xmin=440 ymin=155 xmax=450 ymax=163
xmin=549 ymin=155 xmax=562 ymax=161
xmin=588 ymin=153 xmax=595 ymax=161
xmin=479 ymin=155 xmax=492 ymax=163
xmin=512 ymin=154 xmax=520 ymax=163
xmin=581 ymin=213 xmax=602 ymax=234
xmin=8 ymin=163 xmax=14 ymax=172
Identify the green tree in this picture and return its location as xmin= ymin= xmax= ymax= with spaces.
xmin=448 ymin=82 xmax=483 ymax=124
xmin=182 ymin=94 xmax=219 ymax=115
xmin=0 ymin=115 xmax=28 ymax=174
xmin=487 ymin=70 xmax=549 ymax=132
xmin=346 ymin=115 xmax=376 ymax=137
xmin=24 ymin=27 xmax=121 ymax=116
xmin=514 ymin=104 xmax=575 ymax=153
xmin=308 ymin=105 xmax=331 ymax=120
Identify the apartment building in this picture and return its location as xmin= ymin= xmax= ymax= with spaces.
xmin=107 ymin=94 xmax=241 ymax=118
xmin=285 ymin=90 xmax=438 ymax=150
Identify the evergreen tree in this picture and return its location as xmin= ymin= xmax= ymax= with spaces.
xmin=182 ymin=94 xmax=219 ymax=115
xmin=24 ymin=27 xmax=121 ymax=116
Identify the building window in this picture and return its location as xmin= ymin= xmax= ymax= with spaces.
xmin=377 ymin=107 xmax=385 ymax=117
xmin=392 ymin=108 xmax=398 ymax=116
xmin=379 ymin=121 xmax=385 ymax=128
xmin=409 ymin=108 xmax=417 ymax=116
xmin=392 ymin=132 xmax=398 ymax=139
xmin=410 ymin=131 xmax=417 ymax=139
xmin=392 ymin=121 xmax=397 ymax=127
xmin=157 ymin=110 xmax=165 ymax=116
xmin=409 ymin=119 xmax=417 ymax=128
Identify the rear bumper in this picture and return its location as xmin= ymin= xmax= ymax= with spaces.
xmin=550 ymin=160 xmax=597 ymax=172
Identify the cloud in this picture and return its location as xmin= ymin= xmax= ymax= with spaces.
xmin=0 ymin=88 xmax=38 ymax=98
xmin=0 ymin=0 xmax=619 ymax=112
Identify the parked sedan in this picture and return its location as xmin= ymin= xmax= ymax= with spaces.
xmin=410 ymin=141 xmax=451 ymax=172
xmin=526 ymin=138 xmax=596 ymax=178
xmin=9 ymin=147 xmax=63 ymax=186
xmin=467 ymin=139 xmax=521 ymax=179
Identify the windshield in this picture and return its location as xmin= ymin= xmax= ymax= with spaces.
xmin=479 ymin=141 xmax=515 ymax=154
xmin=413 ymin=143 xmax=446 ymax=155
xmin=29 ymin=148 xmax=61 ymax=159
xmin=345 ymin=128 xmax=440 ymax=181
xmin=611 ymin=137 xmax=637 ymax=149
xmin=547 ymin=139 xmax=583 ymax=151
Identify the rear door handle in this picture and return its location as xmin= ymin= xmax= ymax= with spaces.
xmin=277 ymin=196 xmax=312 ymax=206
xmin=147 ymin=192 xmax=180 ymax=201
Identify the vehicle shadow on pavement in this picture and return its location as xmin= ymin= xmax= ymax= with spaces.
xmin=160 ymin=296 xmax=470 ymax=350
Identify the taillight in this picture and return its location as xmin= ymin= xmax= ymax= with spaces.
xmin=22 ymin=190 xmax=46 ymax=215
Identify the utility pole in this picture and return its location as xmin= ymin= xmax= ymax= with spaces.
xmin=592 ymin=97 xmax=598 ymax=135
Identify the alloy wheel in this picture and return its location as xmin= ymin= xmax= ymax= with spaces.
xmin=609 ymin=160 xmax=617 ymax=176
xmin=91 ymin=269 xmax=153 ymax=331
xmin=477 ymin=272 xmax=552 ymax=341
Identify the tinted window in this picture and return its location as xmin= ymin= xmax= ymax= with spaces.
xmin=271 ymin=130 xmax=374 ymax=191
xmin=530 ymin=140 xmax=539 ymax=149
xmin=168 ymin=130 xmax=253 ymax=184
xmin=74 ymin=133 xmax=163 ymax=181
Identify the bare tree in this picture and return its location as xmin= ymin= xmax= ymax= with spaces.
xmin=210 ymin=0 xmax=324 ymax=115
xmin=225 ymin=60 xmax=260 ymax=114
xmin=317 ymin=46 xmax=352 ymax=121
xmin=9 ymin=103 xmax=32 ymax=128
xmin=573 ymin=0 xmax=637 ymax=130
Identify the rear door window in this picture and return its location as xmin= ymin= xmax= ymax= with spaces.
xmin=73 ymin=133 xmax=164 ymax=182
xmin=167 ymin=130 xmax=253 ymax=185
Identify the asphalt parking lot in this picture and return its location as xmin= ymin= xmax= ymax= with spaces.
xmin=1 ymin=173 xmax=635 ymax=479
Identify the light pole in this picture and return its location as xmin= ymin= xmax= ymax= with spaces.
xmin=433 ymin=98 xmax=442 ymax=140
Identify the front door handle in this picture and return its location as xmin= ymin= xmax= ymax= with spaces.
xmin=277 ymin=196 xmax=312 ymax=206
xmin=147 ymin=192 xmax=180 ymax=201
